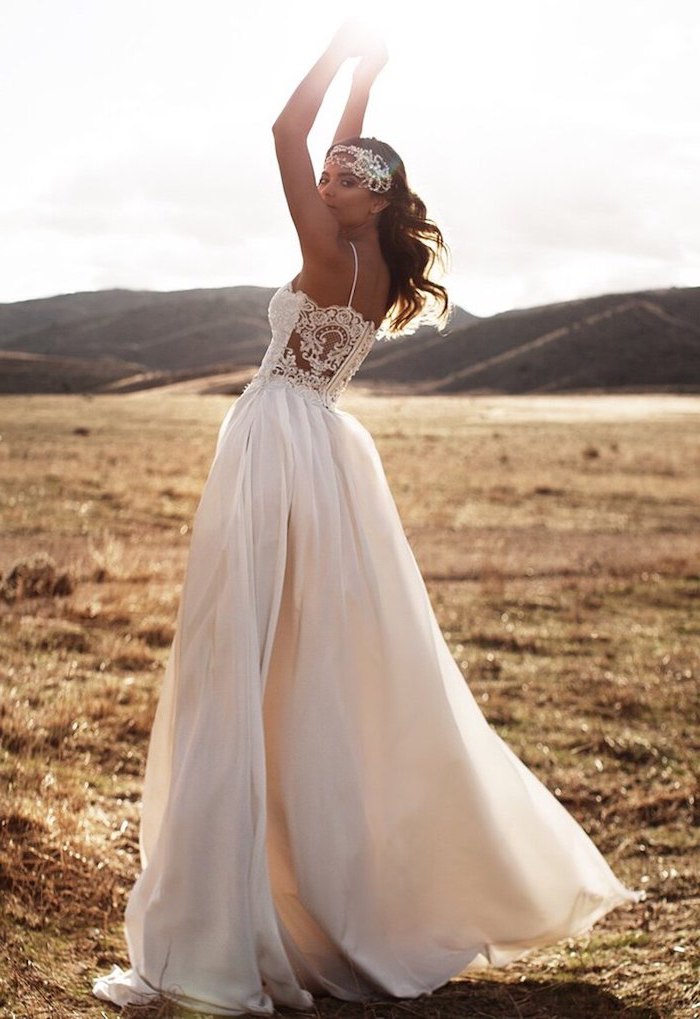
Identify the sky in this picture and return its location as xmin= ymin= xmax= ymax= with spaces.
xmin=0 ymin=0 xmax=698 ymax=316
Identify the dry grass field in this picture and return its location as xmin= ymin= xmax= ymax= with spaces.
xmin=0 ymin=392 xmax=698 ymax=1019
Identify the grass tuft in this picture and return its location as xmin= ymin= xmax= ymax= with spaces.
xmin=0 ymin=552 xmax=74 ymax=602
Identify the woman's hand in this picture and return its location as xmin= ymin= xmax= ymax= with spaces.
xmin=328 ymin=18 xmax=386 ymax=64
xmin=352 ymin=40 xmax=389 ymax=85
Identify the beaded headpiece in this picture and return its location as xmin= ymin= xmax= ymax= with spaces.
xmin=325 ymin=144 xmax=393 ymax=194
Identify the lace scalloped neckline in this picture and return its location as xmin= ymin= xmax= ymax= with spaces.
xmin=285 ymin=282 xmax=377 ymax=331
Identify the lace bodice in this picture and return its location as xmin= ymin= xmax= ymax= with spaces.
xmin=245 ymin=242 xmax=379 ymax=409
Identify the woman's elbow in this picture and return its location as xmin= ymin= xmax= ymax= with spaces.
xmin=272 ymin=113 xmax=310 ymax=141
xmin=272 ymin=115 xmax=295 ymax=138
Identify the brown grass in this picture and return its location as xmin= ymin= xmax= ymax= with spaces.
xmin=0 ymin=392 xmax=698 ymax=1018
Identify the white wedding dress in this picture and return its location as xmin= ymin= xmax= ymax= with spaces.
xmin=94 ymin=243 xmax=638 ymax=1015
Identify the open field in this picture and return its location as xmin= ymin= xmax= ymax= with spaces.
xmin=1 ymin=392 xmax=699 ymax=1018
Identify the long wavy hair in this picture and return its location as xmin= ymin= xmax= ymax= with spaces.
xmin=329 ymin=136 xmax=450 ymax=335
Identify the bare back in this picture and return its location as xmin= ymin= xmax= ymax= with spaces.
xmin=292 ymin=238 xmax=391 ymax=328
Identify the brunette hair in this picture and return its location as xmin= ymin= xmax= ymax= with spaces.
xmin=328 ymin=136 xmax=450 ymax=334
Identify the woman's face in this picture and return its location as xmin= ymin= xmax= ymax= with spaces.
xmin=318 ymin=161 xmax=386 ymax=229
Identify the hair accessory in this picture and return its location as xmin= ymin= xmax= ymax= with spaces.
xmin=325 ymin=144 xmax=393 ymax=193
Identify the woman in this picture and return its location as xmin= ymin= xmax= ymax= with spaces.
xmin=94 ymin=21 xmax=638 ymax=1017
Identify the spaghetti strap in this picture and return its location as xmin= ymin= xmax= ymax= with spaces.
xmin=348 ymin=241 xmax=359 ymax=307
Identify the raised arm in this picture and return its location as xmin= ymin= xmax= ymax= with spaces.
xmin=272 ymin=22 xmax=384 ymax=260
xmin=333 ymin=45 xmax=388 ymax=144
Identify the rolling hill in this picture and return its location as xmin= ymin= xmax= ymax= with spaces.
xmin=0 ymin=284 xmax=698 ymax=395
xmin=359 ymin=287 xmax=700 ymax=393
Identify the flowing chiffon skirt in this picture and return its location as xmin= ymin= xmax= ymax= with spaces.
xmin=94 ymin=381 xmax=638 ymax=1015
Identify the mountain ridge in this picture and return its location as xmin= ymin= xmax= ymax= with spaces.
xmin=0 ymin=283 xmax=698 ymax=395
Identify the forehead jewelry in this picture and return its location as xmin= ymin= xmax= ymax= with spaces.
xmin=325 ymin=144 xmax=393 ymax=194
